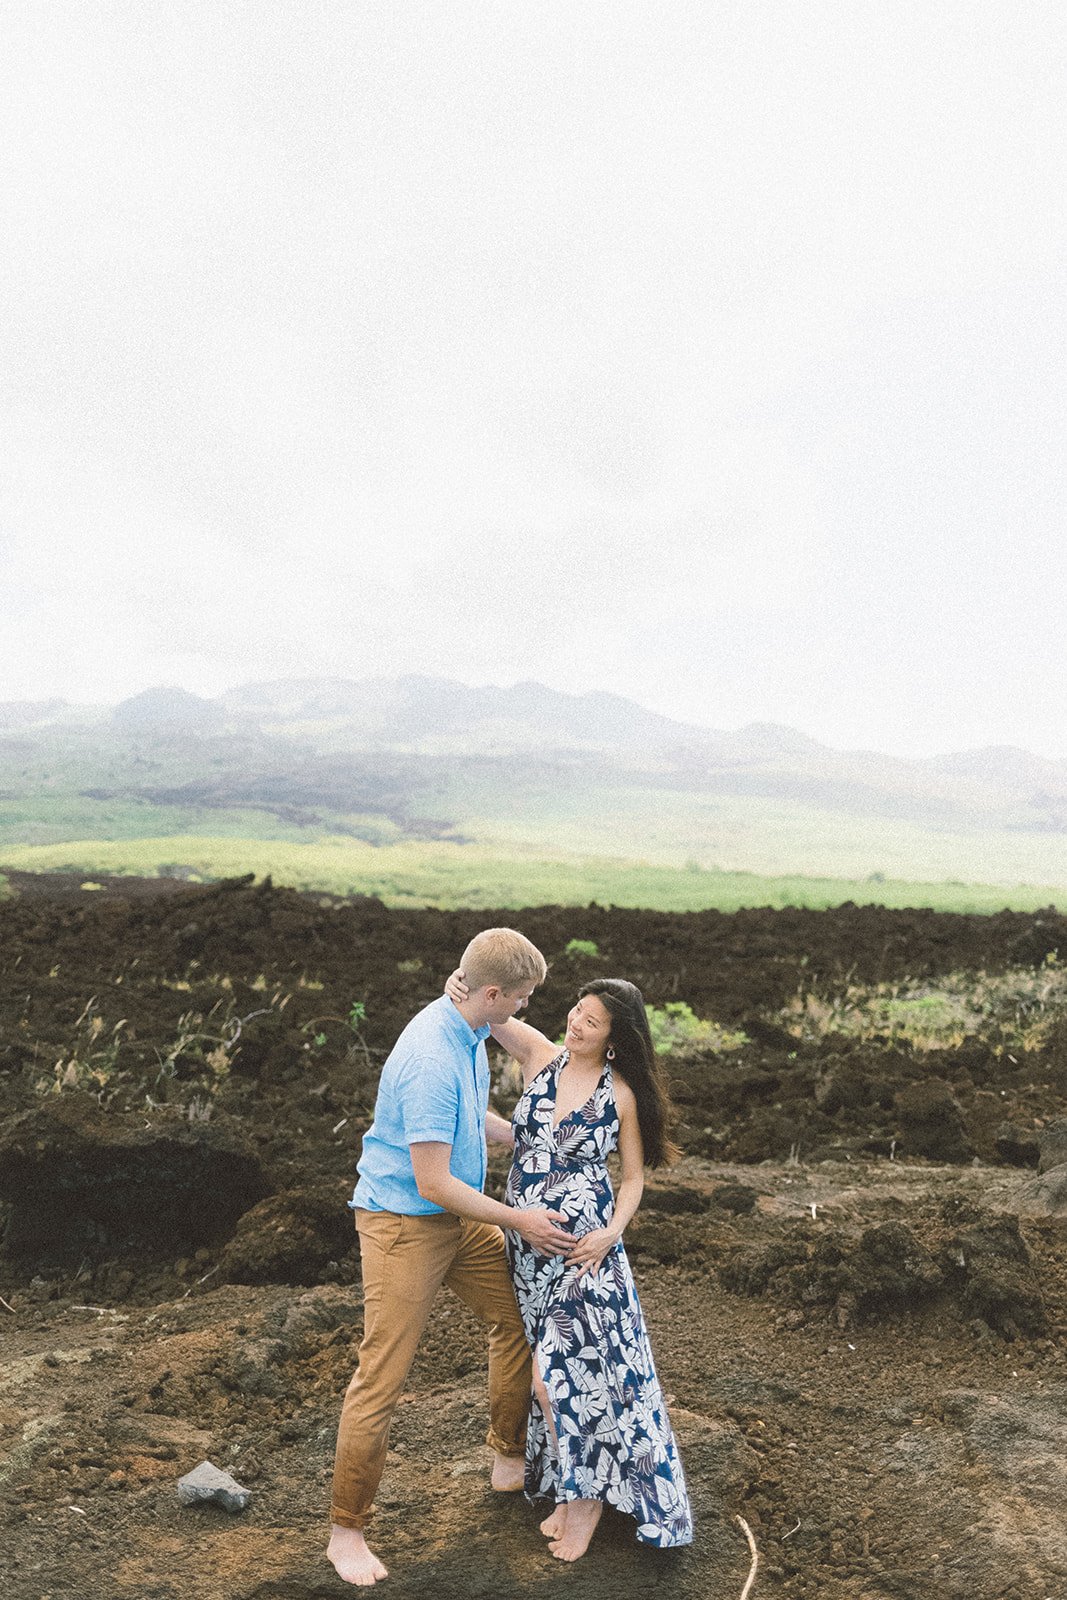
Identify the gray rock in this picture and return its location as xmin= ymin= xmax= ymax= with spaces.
xmin=1009 ymin=1161 xmax=1067 ymax=1219
xmin=1037 ymin=1117 xmax=1067 ymax=1173
xmin=177 ymin=1459 xmax=253 ymax=1513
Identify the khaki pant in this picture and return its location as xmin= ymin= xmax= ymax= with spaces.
xmin=330 ymin=1208 xmax=531 ymax=1530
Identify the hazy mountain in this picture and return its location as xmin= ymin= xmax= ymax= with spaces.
xmin=0 ymin=699 xmax=68 ymax=731
xmin=921 ymin=745 xmax=1067 ymax=792
xmin=2 ymin=676 xmax=1065 ymax=840
xmin=112 ymin=687 xmax=225 ymax=732
xmin=219 ymin=674 xmax=702 ymax=753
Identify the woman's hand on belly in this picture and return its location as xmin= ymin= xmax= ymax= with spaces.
xmin=565 ymin=1223 xmax=622 ymax=1280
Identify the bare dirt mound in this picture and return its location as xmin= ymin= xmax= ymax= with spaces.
xmin=1 ymin=874 xmax=1066 ymax=1599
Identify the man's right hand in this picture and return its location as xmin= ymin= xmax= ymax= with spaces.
xmin=445 ymin=969 xmax=469 ymax=1005
xmin=514 ymin=1208 xmax=573 ymax=1255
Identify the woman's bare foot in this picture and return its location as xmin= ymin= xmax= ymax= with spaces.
xmin=540 ymin=1502 xmax=568 ymax=1540
xmin=327 ymin=1525 xmax=389 ymax=1586
xmin=490 ymin=1450 xmax=525 ymax=1491
xmin=549 ymin=1498 xmax=602 ymax=1561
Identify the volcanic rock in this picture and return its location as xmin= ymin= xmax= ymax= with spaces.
xmin=1037 ymin=1117 xmax=1067 ymax=1173
xmin=894 ymin=1078 xmax=973 ymax=1162
xmin=0 ymin=1092 xmax=268 ymax=1265
xmin=941 ymin=1386 xmax=1067 ymax=1531
xmin=993 ymin=1121 xmax=1041 ymax=1167
xmin=944 ymin=1214 xmax=1047 ymax=1338
xmin=643 ymin=1184 xmax=712 ymax=1216
xmin=788 ymin=1221 xmax=944 ymax=1322
xmin=1008 ymin=1162 xmax=1067 ymax=1220
xmin=709 ymin=1182 xmax=759 ymax=1215
xmin=219 ymin=1183 xmax=357 ymax=1285
xmin=813 ymin=1054 xmax=890 ymax=1114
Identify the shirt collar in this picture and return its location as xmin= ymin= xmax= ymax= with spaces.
xmin=442 ymin=995 xmax=491 ymax=1045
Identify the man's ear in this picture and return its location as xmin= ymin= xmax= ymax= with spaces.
xmin=482 ymin=984 xmax=500 ymax=1004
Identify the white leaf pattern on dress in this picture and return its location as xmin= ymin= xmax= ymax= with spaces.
xmin=504 ymin=1050 xmax=693 ymax=1548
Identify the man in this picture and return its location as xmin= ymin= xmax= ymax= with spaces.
xmin=327 ymin=927 xmax=573 ymax=1587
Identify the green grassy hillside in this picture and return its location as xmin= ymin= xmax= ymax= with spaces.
xmin=4 ymin=777 xmax=1067 ymax=894
xmin=3 ymin=679 xmax=1065 ymax=910
xmin=453 ymin=780 xmax=1067 ymax=887
xmin=0 ymin=835 xmax=1061 ymax=913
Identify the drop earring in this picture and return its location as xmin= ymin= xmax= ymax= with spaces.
xmin=606 ymin=1046 xmax=615 ymax=1061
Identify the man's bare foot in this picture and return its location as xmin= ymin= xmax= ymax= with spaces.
xmin=549 ymin=1498 xmax=602 ymax=1562
xmin=540 ymin=1502 xmax=568 ymax=1540
xmin=490 ymin=1451 xmax=525 ymax=1492
xmin=327 ymin=1524 xmax=389 ymax=1586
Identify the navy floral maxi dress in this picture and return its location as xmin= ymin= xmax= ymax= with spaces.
xmin=504 ymin=1050 xmax=694 ymax=1547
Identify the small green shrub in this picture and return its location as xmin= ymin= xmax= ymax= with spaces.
xmin=646 ymin=1001 xmax=747 ymax=1056
xmin=565 ymin=938 xmax=600 ymax=959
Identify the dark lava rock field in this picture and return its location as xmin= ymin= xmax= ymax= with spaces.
xmin=1 ymin=872 xmax=1066 ymax=1599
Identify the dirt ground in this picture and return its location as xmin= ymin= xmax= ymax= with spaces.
xmin=1 ymin=873 xmax=1065 ymax=1600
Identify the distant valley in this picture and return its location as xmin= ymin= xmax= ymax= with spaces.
xmin=1 ymin=677 xmax=1065 ymax=909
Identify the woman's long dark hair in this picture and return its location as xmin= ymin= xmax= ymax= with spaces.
xmin=578 ymin=978 xmax=680 ymax=1169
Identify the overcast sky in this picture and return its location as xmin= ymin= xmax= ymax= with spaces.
xmin=2 ymin=2 xmax=1064 ymax=757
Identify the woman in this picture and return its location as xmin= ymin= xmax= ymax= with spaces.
xmin=445 ymin=971 xmax=693 ymax=1562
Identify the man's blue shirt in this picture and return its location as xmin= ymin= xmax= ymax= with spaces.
xmin=352 ymin=996 xmax=492 ymax=1215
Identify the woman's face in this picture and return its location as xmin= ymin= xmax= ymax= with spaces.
xmin=564 ymin=993 xmax=613 ymax=1055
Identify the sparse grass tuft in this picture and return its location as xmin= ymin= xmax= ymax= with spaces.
xmin=783 ymin=952 xmax=1066 ymax=1053
xmin=36 ymin=985 xmax=302 ymax=1110
xmin=42 ymin=999 xmax=127 ymax=1094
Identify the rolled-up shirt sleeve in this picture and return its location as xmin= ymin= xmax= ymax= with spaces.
xmin=397 ymin=1054 xmax=461 ymax=1145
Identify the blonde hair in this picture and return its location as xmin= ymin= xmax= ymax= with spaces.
xmin=461 ymin=928 xmax=547 ymax=992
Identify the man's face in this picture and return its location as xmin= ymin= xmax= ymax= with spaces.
xmin=484 ymin=984 xmax=536 ymax=1026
